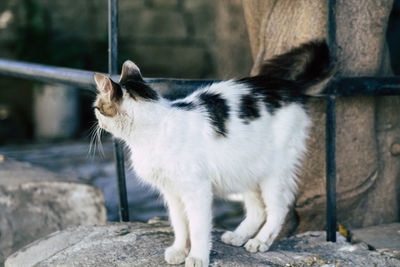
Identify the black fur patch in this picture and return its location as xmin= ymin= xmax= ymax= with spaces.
xmin=295 ymin=41 xmax=331 ymax=81
xmin=199 ymin=92 xmax=230 ymax=137
xmin=121 ymin=80 xmax=159 ymax=101
xmin=237 ymin=41 xmax=332 ymax=117
xmin=239 ymin=94 xmax=260 ymax=123
xmin=110 ymin=79 xmax=123 ymax=101
xmin=171 ymin=101 xmax=196 ymax=110
xmin=239 ymin=76 xmax=307 ymax=115
xmin=256 ymin=41 xmax=331 ymax=81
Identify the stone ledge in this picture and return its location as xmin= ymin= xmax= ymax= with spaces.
xmin=0 ymin=158 xmax=74 ymax=186
xmin=351 ymin=223 xmax=400 ymax=250
xmin=5 ymin=218 xmax=400 ymax=267
xmin=0 ymin=158 xmax=107 ymax=265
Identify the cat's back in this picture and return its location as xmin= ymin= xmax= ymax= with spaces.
xmin=168 ymin=78 xmax=311 ymax=159
xmin=169 ymin=77 xmax=310 ymax=138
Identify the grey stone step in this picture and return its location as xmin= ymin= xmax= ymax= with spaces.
xmin=351 ymin=223 xmax=400 ymax=250
xmin=5 ymin=218 xmax=400 ymax=267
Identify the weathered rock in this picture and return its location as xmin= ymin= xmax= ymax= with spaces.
xmin=0 ymin=158 xmax=107 ymax=265
xmin=5 ymin=218 xmax=400 ymax=267
xmin=0 ymin=157 xmax=71 ymax=185
xmin=214 ymin=0 xmax=253 ymax=79
xmin=242 ymin=0 xmax=399 ymax=233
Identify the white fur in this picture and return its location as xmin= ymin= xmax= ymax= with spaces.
xmin=95 ymin=80 xmax=311 ymax=267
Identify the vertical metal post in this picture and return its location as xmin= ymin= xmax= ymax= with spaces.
xmin=326 ymin=96 xmax=337 ymax=242
xmin=109 ymin=0 xmax=129 ymax=222
xmin=326 ymin=0 xmax=337 ymax=242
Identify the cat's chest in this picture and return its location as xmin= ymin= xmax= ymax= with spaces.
xmin=128 ymin=144 xmax=172 ymax=187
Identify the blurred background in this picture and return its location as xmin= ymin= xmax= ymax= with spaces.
xmin=0 ymin=0 xmax=253 ymax=144
xmin=0 ymin=0 xmax=400 ymax=227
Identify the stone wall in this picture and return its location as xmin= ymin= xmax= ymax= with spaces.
xmin=0 ymin=0 xmax=252 ymax=78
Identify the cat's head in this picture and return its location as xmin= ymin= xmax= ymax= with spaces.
xmin=93 ymin=60 xmax=159 ymax=138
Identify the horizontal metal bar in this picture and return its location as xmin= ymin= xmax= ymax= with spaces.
xmin=326 ymin=77 xmax=400 ymax=96
xmin=1 ymin=58 xmax=400 ymax=98
xmin=0 ymin=58 xmax=214 ymax=99
xmin=0 ymin=59 xmax=95 ymax=90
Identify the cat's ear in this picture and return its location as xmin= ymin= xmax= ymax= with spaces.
xmin=94 ymin=73 xmax=122 ymax=101
xmin=120 ymin=60 xmax=143 ymax=83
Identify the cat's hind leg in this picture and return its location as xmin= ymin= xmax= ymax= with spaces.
xmin=244 ymin=170 xmax=297 ymax=253
xmin=221 ymin=189 xmax=266 ymax=246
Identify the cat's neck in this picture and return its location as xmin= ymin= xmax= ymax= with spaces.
xmin=123 ymin=97 xmax=171 ymax=146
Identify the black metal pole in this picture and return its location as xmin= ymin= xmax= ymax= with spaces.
xmin=326 ymin=96 xmax=337 ymax=242
xmin=109 ymin=0 xmax=129 ymax=222
xmin=108 ymin=0 xmax=118 ymax=76
xmin=326 ymin=0 xmax=337 ymax=242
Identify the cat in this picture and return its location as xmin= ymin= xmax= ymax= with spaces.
xmin=93 ymin=40 xmax=332 ymax=267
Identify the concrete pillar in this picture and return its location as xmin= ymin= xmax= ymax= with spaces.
xmin=33 ymin=84 xmax=79 ymax=139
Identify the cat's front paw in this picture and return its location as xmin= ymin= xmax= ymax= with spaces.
xmin=244 ymin=238 xmax=269 ymax=253
xmin=221 ymin=231 xmax=248 ymax=246
xmin=165 ymin=246 xmax=187 ymax=264
xmin=185 ymin=256 xmax=208 ymax=267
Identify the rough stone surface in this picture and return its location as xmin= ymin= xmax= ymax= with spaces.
xmin=214 ymin=0 xmax=253 ymax=79
xmin=122 ymin=44 xmax=211 ymax=79
xmin=0 ymin=157 xmax=69 ymax=186
xmin=242 ymin=0 xmax=400 ymax=233
xmin=119 ymin=10 xmax=187 ymax=39
xmin=5 ymin=218 xmax=400 ymax=267
xmin=0 ymin=157 xmax=107 ymax=266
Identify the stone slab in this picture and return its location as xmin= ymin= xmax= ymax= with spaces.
xmin=5 ymin=218 xmax=400 ymax=267
xmin=351 ymin=223 xmax=400 ymax=250
xmin=0 ymin=157 xmax=72 ymax=186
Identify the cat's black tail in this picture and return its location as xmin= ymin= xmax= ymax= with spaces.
xmin=255 ymin=40 xmax=333 ymax=96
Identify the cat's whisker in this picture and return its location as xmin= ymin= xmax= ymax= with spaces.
xmin=96 ymin=126 xmax=105 ymax=158
xmin=88 ymin=122 xmax=100 ymax=158
xmin=88 ymin=125 xmax=96 ymax=157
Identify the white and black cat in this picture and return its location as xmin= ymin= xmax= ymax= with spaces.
xmin=93 ymin=41 xmax=331 ymax=267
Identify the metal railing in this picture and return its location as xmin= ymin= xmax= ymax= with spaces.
xmin=108 ymin=0 xmax=129 ymax=222
xmin=1 ymin=0 xmax=399 ymax=242
xmin=326 ymin=0 xmax=337 ymax=242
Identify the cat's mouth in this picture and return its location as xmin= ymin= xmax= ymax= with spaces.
xmin=98 ymin=122 xmax=108 ymax=131
xmin=94 ymin=112 xmax=109 ymax=131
